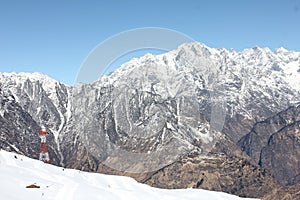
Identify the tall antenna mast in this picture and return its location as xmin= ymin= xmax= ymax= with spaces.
xmin=39 ymin=126 xmax=50 ymax=163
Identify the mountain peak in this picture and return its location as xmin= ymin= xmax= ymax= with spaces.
xmin=274 ymin=47 xmax=289 ymax=54
xmin=0 ymin=71 xmax=58 ymax=84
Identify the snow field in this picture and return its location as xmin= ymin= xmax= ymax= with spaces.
xmin=0 ymin=150 xmax=258 ymax=200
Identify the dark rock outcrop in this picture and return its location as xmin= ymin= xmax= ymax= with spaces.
xmin=144 ymin=155 xmax=279 ymax=198
xmin=238 ymin=105 xmax=300 ymax=185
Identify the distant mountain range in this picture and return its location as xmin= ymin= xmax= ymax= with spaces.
xmin=0 ymin=42 xmax=299 ymax=199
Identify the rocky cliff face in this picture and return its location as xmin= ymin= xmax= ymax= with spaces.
xmin=143 ymin=135 xmax=280 ymax=198
xmin=143 ymin=154 xmax=279 ymax=198
xmin=0 ymin=42 xmax=299 ymax=198
xmin=0 ymin=84 xmax=61 ymax=165
xmin=238 ymin=105 xmax=300 ymax=185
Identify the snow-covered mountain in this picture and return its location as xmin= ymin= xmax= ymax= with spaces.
xmin=62 ymin=42 xmax=299 ymax=172
xmin=0 ymin=42 xmax=299 ymax=198
xmin=97 ymin=42 xmax=300 ymax=142
xmin=0 ymin=150 xmax=258 ymax=200
xmin=0 ymin=72 xmax=71 ymax=165
xmin=0 ymin=72 xmax=71 ymax=142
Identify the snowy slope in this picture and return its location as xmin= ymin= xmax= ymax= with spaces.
xmin=0 ymin=150 xmax=258 ymax=200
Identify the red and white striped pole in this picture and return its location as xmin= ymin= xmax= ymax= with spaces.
xmin=39 ymin=126 xmax=50 ymax=163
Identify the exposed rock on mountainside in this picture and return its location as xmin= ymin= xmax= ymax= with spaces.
xmin=262 ymin=182 xmax=300 ymax=200
xmin=0 ymin=86 xmax=61 ymax=165
xmin=260 ymin=121 xmax=300 ymax=185
xmin=143 ymin=136 xmax=280 ymax=199
xmin=238 ymin=105 xmax=300 ymax=185
xmin=144 ymin=154 xmax=278 ymax=198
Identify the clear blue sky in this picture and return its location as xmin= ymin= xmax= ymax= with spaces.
xmin=1 ymin=0 xmax=299 ymax=85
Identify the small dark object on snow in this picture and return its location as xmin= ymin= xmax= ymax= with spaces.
xmin=26 ymin=184 xmax=40 ymax=188
xmin=14 ymin=155 xmax=17 ymax=159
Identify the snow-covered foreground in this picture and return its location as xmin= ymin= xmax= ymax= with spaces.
xmin=0 ymin=150 xmax=258 ymax=200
